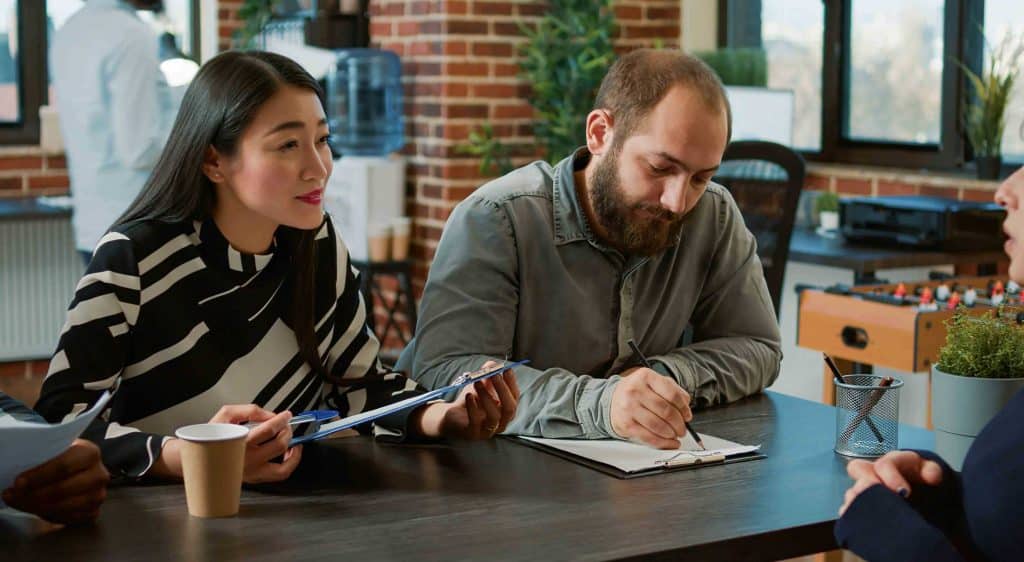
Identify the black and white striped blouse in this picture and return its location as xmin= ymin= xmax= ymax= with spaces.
xmin=34 ymin=215 xmax=423 ymax=479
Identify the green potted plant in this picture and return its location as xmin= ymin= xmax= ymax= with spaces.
xmin=960 ymin=34 xmax=1024 ymax=180
xmin=461 ymin=0 xmax=616 ymax=175
xmin=932 ymin=307 xmax=1024 ymax=469
xmin=694 ymin=48 xmax=768 ymax=87
xmin=814 ymin=191 xmax=840 ymax=233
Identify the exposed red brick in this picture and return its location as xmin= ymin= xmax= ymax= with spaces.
xmin=442 ymin=104 xmax=489 ymax=119
xmin=835 ymin=178 xmax=872 ymax=196
xmin=444 ymin=62 xmax=489 ymax=76
xmin=920 ymin=185 xmax=958 ymax=198
xmin=876 ymin=181 xmax=918 ymax=196
xmin=620 ymin=24 xmax=679 ymax=39
xmin=961 ymin=187 xmax=998 ymax=203
xmin=517 ymin=3 xmax=546 ymax=17
xmin=0 ymin=362 xmax=25 ymax=377
xmin=45 ymin=155 xmax=67 ymax=169
xmin=805 ymin=174 xmax=829 ymax=191
xmin=646 ymin=6 xmax=681 ymax=20
xmin=445 ymin=0 xmax=469 ymax=15
xmin=471 ymin=83 xmax=520 ymax=98
xmin=473 ymin=1 xmax=514 ymax=15
xmin=444 ymin=186 xmax=478 ymax=201
xmin=447 ymin=20 xmax=488 ymax=35
xmin=27 ymin=174 xmax=69 ymax=189
xmin=436 ymin=163 xmax=481 ymax=180
xmin=442 ymin=40 xmax=468 ymax=55
xmin=0 ymin=176 xmax=22 ymax=191
xmin=493 ymin=63 xmax=520 ymax=77
xmin=494 ymin=104 xmax=535 ymax=119
xmin=472 ymin=41 xmax=515 ymax=57
xmin=614 ymin=5 xmax=642 ymax=19
xmin=0 ymin=156 xmax=42 ymax=170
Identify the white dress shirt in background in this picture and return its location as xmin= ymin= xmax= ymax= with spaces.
xmin=50 ymin=0 xmax=177 ymax=252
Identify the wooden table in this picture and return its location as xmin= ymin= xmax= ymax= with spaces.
xmin=2 ymin=392 xmax=933 ymax=562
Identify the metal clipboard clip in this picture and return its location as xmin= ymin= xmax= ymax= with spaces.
xmin=452 ymin=359 xmax=530 ymax=387
xmin=658 ymin=450 xmax=727 ymax=468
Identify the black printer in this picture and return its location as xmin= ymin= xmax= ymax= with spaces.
xmin=839 ymin=195 xmax=1005 ymax=250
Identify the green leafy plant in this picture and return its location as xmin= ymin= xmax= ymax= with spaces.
xmin=938 ymin=308 xmax=1024 ymax=378
xmin=462 ymin=0 xmax=617 ymax=176
xmin=959 ymin=33 xmax=1024 ymax=158
xmin=457 ymin=124 xmax=514 ymax=177
xmin=235 ymin=0 xmax=279 ymax=49
xmin=814 ymin=191 xmax=839 ymax=215
xmin=694 ymin=48 xmax=768 ymax=87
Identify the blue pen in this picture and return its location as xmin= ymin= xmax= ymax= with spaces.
xmin=244 ymin=409 xmax=338 ymax=429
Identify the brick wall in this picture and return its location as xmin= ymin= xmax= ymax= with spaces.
xmin=0 ymin=149 xmax=70 ymax=198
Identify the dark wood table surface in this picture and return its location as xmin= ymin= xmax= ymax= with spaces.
xmin=788 ymin=228 xmax=1005 ymax=282
xmin=3 ymin=392 xmax=933 ymax=561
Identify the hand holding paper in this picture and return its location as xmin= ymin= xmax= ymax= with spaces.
xmin=1 ymin=391 xmax=112 ymax=524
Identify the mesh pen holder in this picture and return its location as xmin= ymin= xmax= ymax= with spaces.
xmin=834 ymin=375 xmax=904 ymax=458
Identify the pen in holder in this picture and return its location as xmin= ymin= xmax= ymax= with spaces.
xmin=834 ymin=375 xmax=903 ymax=458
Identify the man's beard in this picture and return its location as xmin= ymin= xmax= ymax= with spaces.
xmin=588 ymin=144 xmax=685 ymax=256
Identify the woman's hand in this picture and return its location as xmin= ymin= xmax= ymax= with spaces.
xmin=839 ymin=450 xmax=944 ymax=516
xmin=414 ymin=361 xmax=520 ymax=440
xmin=207 ymin=404 xmax=303 ymax=484
xmin=2 ymin=438 xmax=109 ymax=525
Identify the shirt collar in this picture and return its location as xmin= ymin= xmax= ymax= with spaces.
xmin=193 ymin=219 xmax=276 ymax=275
xmin=88 ymin=0 xmax=139 ymax=14
xmin=552 ymin=147 xmax=601 ymax=246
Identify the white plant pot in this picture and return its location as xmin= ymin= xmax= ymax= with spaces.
xmin=819 ymin=211 xmax=839 ymax=231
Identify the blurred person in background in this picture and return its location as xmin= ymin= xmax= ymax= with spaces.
xmin=50 ymin=0 xmax=178 ymax=264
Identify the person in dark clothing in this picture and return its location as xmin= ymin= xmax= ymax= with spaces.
xmin=834 ymin=166 xmax=1024 ymax=562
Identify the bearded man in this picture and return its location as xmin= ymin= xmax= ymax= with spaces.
xmin=396 ymin=49 xmax=781 ymax=448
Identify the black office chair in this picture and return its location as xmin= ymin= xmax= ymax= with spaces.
xmin=712 ymin=140 xmax=805 ymax=317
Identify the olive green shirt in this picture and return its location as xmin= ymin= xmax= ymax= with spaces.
xmin=397 ymin=149 xmax=782 ymax=438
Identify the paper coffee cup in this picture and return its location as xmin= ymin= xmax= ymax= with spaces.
xmin=175 ymin=423 xmax=249 ymax=518
xmin=368 ymin=222 xmax=391 ymax=262
xmin=390 ymin=217 xmax=411 ymax=261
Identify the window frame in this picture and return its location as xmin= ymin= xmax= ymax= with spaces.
xmin=0 ymin=0 xmax=201 ymax=147
xmin=0 ymin=1 xmax=47 ymax=145
xmin=719 ymin=0 xmax=998 ymax=172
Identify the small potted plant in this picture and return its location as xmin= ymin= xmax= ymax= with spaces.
xmin=960 ymin=34 xmax=1023 ymax=180
xmin=814 ymin=191 xmax=840 ymax=233
xmin=932 ymin=307 xmax=1024 ymax=469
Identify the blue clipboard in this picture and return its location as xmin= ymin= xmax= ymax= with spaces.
xmin=290 ymin=359 xmax=530 ymax=446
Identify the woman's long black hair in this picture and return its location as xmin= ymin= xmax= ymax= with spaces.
xmin=117 ymin=50 xmax=329 ymax=381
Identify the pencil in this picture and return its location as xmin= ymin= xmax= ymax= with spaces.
xmin=823 ymin=353 xmax=887 ymax=442
xmin=627 ymin=340 xmax=705 ymax=450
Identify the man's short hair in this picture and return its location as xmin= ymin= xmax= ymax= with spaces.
xmin=594 ymin=49 xmax=732 ymax=143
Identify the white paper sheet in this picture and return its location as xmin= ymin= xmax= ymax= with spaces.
xmin=519 ymin=432 xmax=761 ymax=474
xmin=0 ymin=391 xmax=111 ymax=491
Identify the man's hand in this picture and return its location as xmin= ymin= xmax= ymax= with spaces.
xmin=414 ymin=361 xmax=520 ymax=440
xmin=2 ymin=439 xmax=110 ymax=525
xmin=610 ymin=369 xmax=692 ymax=449
xmin=838 ymin=450 xmax=944 ymax=516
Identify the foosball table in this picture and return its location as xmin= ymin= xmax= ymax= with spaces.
xmin=797 ymin=276 xmax=1021 ymax=421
